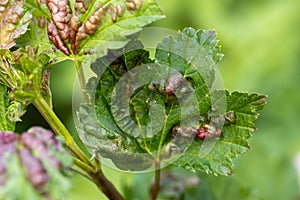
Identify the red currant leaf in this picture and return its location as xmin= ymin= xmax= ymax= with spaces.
xmin=77 ymin=0 xmax=165 ymax=66
xmin=171 ymin=91 xmax=267 ymax=176
xmin=16 ymin=17 xmax=71 ymax=65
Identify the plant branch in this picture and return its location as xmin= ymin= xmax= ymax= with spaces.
xmin=151 ymin=160 xmax=161 ymax=200
xmin=33 ymin=96 xmax=91 ymax=165
xmin=73 ymin=157 xmax=94 ymax=174
xmin=90 ymin=169 xmax=124 ymax=200
xmin=33 ymin=96 xmax=124 ymax=200
xmin=71 ymin=165 xmax=92 ymax=181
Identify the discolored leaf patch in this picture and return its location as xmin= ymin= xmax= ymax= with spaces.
xmin=0 ymin=0 xmax=32 ymax=49
xmin=0 ymin=127 xmax=72 ymax=200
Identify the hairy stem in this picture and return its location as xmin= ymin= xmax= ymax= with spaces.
xmin=151 ymin=160 xmax=161 ymax=200
xmin=33 ymin=97 xmax=91 ymax=164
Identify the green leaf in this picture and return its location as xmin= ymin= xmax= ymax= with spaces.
xmin=171 ymin=91 xmax=267 ymax=176
xmin=0 ymin=46 xmax=52 ymax=119
xmin=78 ymin=0 xmax=165 ymax=67
xmin=155 ymin=27 xmax=222 ymax=116
xmin=78 ymin=27 xmax=267 ymax=174
xmin=181 ymin=28 xmax=224 ymax=64
xmin=0 ymin=85 xmax=15 ymax=131
xmin=0 ymin=0 xmax=32 ymax=49
xmin=16 ymin=18 xmax=70 ymax=65
xmin=78 ymin=39 xmax=155 ymax=171
xmin=24 ymin=0 xmax=51 ymax=18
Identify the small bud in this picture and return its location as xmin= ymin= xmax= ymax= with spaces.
xmin=133 ymin=0 xmax=142 ymax=9
xmin=196 ymin=125 xmax=208 ymax=140
xmin=126 ymin=0 xmax=142 ymax=11
xmin=37 ymin=17 xmax=46 ymax=28
xmin=224 ymin=111 xmax=236 ymax=124
xmin=172 ymin=126 xmax=197 ymax=138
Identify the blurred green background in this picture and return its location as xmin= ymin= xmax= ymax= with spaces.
xmin=17 ymin=0 xmax=300 ymax=199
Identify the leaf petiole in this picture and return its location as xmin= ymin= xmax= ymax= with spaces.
xmin=33 ymin=96 xmax=91 ymax=165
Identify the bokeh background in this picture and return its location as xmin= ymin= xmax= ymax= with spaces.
xmin=17 ymin=0 xmax=300 ymax=199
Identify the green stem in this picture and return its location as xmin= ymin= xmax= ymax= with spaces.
xmin=72 ymin=57 xmax=124 ymax=199
xmin=73 ymin=157 xmax=94 ymax=174
xmin=73 ymin=57 xmax=89 ymax=103
xmin=151 ymin=160 xmax=161 ymax=200
xmin=33 ymin=97 xmax=125 ymax=200
xmin=33 ymin=97 xmax=91 ymax=165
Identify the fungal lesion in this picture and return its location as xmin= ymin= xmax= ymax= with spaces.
xmin=44 ymin=0 xmax=143 ymax=56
